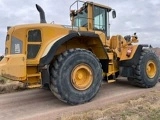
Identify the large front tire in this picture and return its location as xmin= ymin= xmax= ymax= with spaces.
xmin=50 ymin=49 xmax=103 ymax=105
xmin=128 ymin=49 xmax=160 ymax=88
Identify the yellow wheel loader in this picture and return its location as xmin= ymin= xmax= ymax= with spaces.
xmin=0 ymin=0 xmax=159 ymax=105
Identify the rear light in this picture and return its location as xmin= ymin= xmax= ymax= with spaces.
xmin=126 ymin=46 xmax=132 ymax=57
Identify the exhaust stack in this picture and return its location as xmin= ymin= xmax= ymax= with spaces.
xmin=36 ymin=4 xmax=47 ymax=23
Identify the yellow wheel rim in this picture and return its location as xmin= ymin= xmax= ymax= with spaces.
xmin=146 ymin=60 xmax=157 ymax=79
xmin=71 ymin=64 xmax=93 ymax=91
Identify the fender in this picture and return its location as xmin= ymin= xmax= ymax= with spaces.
xmin=119 ymin=44 xmax=148 ymax=77
xmin=119 ymin=45 xmax=143 ymax=66
xmin=39 ymin=31 xmax=103 ymax=67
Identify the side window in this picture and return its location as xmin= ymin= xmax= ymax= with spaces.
xmin=94 ymin=6 xmax=106 ymax=30
xmin=74 ymin=9 xmax=88 ymax=27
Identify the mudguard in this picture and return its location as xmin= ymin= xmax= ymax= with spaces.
xmin=39 ymin=31 xmax=102 ymax=67
xmin=119 ymin=45 xmax=143 ymax=66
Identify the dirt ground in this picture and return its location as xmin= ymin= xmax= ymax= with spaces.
xmin=0 ymin=76 xmax=25 ymax=94
xmin=0 ymin=77 xmax=160 ymax=120
xmin=60 ymin=90 xmax=160 ymax=120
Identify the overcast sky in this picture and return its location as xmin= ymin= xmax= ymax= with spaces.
xmin=0 ymin=0 xmax=160 ymax=55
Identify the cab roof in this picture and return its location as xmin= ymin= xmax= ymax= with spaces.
xmin=86 ymin=1 xmax=112 ymax=11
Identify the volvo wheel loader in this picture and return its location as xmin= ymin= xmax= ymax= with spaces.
xmin=0 ymin=0 xmax=159 ymax=105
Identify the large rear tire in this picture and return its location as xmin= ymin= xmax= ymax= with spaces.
xmin=128 ymin=49 xmax=160 ymax=88
xmin=50 ymin=48 xmax=103 ymax=105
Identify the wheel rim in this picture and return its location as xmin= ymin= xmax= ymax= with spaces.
xmin=146 ymin=60 xmax=157 ymax=79
xmin=71 ymin=64 xmax=93 ymax=91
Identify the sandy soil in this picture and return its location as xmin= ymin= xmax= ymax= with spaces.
xmin=61 ymin=90 xmax=160 ymax=120
xmin=0 ymin=78 xmax=160 ymax=120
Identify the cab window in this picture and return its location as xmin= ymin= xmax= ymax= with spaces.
xmin=94 ymin=6 xmax=106 ymax=31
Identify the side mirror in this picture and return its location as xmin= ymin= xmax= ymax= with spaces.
xmin=112 ymin=10 xmax=116 ymax=18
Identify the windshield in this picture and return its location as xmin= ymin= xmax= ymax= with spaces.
xmin=73 ymin=9 xmax=87 ymax=27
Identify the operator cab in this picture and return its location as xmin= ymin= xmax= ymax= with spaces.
xmin=70 ymin=0 xmax=116 ymax=38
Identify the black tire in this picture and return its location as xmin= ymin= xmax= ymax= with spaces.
xmin=50 ymin=48 xmax=103 ymax=105
xmin=128 ymin=49 xmax=160 ymax=88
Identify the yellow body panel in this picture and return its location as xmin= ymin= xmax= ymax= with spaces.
xmin=0 ymin=54 xmax=26 ymax=81
xmin=5 ymin=24 xmax=70 ymax=86
xmin=120 ymin=45 xmax=138 ymax=61
xmin=107 ymin=52 xmax=119 ymax=77
xmin=11 ymin=24 xmax=70 ymax=63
